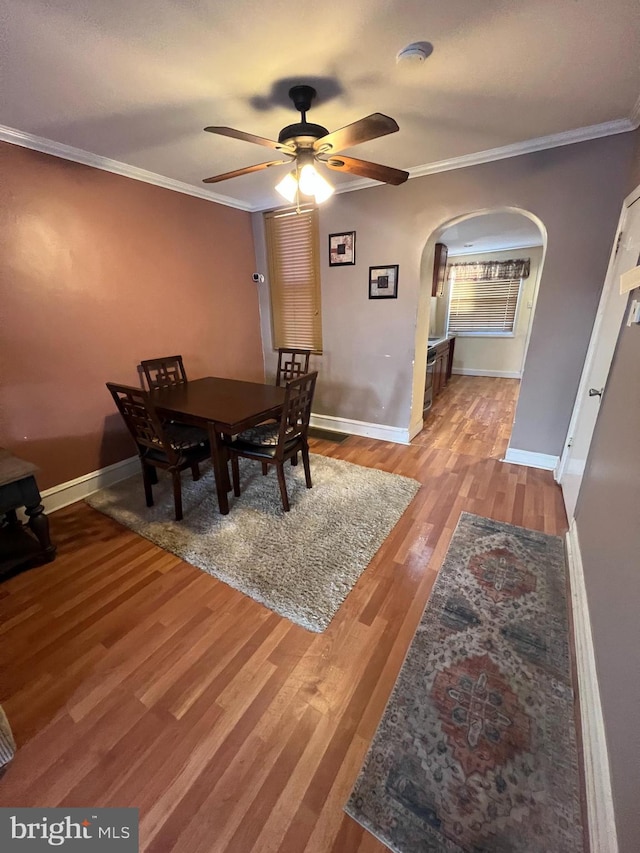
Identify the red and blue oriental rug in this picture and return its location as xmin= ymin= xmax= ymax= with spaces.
xmin=345 ymin=512 xmax=585 ymax=853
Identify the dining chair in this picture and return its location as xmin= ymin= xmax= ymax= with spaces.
xmin=106 ymin=383 xmax=210 ymax=521
xmin=224 ymin=371 xmax=318 ymax=512
xmin=275 ymin=348 xmax=311 ymax=386
xmin=255 ymin=348 xmax=312 ymax=470
xmin=141 ymin=355 xmax=187 ymax=391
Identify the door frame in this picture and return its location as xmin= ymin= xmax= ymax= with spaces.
xmin=556 ymin=182 xmax=640 ymax=488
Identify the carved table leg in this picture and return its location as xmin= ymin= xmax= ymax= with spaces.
xmin=25 ymin=502 xmax=56 ymax=561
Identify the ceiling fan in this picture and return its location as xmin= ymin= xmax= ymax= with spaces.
xmin=202 ymin=85 xmax=409 ymax=203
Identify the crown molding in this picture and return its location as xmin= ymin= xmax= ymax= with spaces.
xmin=3 ymin=111 xmax=637 ymax=214
xmin=407 ymin=117 xmax=636 ymax=180
xmin=0 ymin=124 xmax=254 ymax=212
xmin=333 ymin=175 xmax=380 ymax=196
xmin=321 ymin=116 xmax=638 ymax=203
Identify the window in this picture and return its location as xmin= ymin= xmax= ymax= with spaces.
xmin=448 ymin=277 xmax=522 ymax=335
xmin=264 ymin=207 xmax=322 ymax=353
xmin=446 ymin=258 xmax=530 ymax=336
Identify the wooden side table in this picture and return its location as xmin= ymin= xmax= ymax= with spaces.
xmin=0 ymin=448 xmax=55 ymax=578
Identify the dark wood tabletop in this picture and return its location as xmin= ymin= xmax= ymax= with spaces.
xmin=150 ymin=377 xmax=286 ymax=515
xmin=151 ymin=376 xmax=286 ymax=433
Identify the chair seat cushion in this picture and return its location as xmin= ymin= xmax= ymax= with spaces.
xmin=230 ymin=423 xmax=301 ymax=459
xmin=235 ymin=422 xmax=293 ymax=447
xmin=162 ymin=423 xmax=209 ymax=451
xmin=230 ymin=437 xmax=301 ymax=460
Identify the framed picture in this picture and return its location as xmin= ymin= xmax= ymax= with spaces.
xmin=329 ymin=231 xmax=356 ymax=266
xmin=369 ymin=265 xmax=399 ymax=299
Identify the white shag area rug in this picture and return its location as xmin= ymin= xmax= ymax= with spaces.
xmin=86 ymin=454 xmax=420 ymax=632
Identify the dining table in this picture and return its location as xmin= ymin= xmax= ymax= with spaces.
xmin=150 ymin=376 xmax=286 ymax=515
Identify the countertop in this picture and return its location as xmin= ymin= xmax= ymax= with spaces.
xmin=427 ymin=334 xmax=453 ymax=347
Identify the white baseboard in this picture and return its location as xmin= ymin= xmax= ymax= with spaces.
xmin=452 ymin=368 xmax=521 ymax=379
xmin=40 ymin=413 xmax=411 ymax=516
xmin=310 ymin=413 xmax=410 ymax=445
xmin=40 ymin=455 xmax=139 ymax=515
xmin=566 ymin=520 xmax=619 ymax=853
xmin=502 ymin=447 xmax=559 ymax=470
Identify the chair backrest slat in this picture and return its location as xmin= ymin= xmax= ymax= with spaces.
xmin=141 ymin=355 xmax=187 ymax=391
xmin=277 ymin=371 xmax=318 ymax=455
xmin=107 ymin=382 xmax=178 ymax=462
xmin=275 ymin=348 xmax=311 ymax=387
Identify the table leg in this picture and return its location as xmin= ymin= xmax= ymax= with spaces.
xmin=208 ymin=425 xmax=230 ymax=515
xmin=24 ymin=502 xmax=56 ymax=561
xmin=4 ymin=509 xmax=21 ymax=528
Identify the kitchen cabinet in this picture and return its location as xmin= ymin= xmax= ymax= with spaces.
xmin=424 ymin=336 xmax=455 ymax=416
xmin=432 ymin=243 xmax=448 ymax=297
xmin=433 ymin=347 xmax=446 ymax=397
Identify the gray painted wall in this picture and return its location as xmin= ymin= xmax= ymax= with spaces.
xmin=253 ymin=128 xmax=640 ymax=848
xmin=255 ymin=133 xmax=634 ymax=455
xmin=574 ymin=133 xmax=640 ymax=852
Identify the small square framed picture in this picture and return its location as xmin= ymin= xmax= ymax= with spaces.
xmin=329 ymin=231 xmax=356 ymax=266
xmin=369 ymin=265 xmax=399 ymax=299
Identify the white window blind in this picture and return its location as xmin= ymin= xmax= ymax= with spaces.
xmin=264 ymin=207 xmax=323 ymax=353
xmin=448 ymin=276 xmax=522 ymax=334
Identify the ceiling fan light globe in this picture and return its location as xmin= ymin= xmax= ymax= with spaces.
xmin=297 ymin=164 xmax=334 ymax=203
xmin=275 ymin=171 xmax=298 ymax=203
xmin=313 ymin=175 xmax=334 ymax=204
xmin=298 ymin=164 xmax=319 ymax=195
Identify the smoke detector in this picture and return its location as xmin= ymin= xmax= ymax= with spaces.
xmin=396 ymin=42 xmax=433 ymax=65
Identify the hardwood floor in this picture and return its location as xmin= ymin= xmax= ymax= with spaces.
xmin=0 ymin=376 xmax=568 ymax=851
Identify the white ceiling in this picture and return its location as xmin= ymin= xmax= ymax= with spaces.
xmin=443 ymin=212 xmax=543 ymax=255
xmin=3 ymin=0 xmax=640 ymax=211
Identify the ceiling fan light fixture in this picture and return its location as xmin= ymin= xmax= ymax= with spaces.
xmin=311 ymin=174 xmax=335 ymax=204
xmin=275 ymin=163 xmax=334 ymax=206
xmin=298 ymin=164 xmax=334 ymax=203
xmin=275 ymin=170 xmax=298 ymax=203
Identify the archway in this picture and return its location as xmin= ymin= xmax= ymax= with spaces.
xmin=410 ymin=207 xmax=547 ymax=452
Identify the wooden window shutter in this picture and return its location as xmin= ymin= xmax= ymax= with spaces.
xmin=264 ymin=207 xmax=323 ymax=353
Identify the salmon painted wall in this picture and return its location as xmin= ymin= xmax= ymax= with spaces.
xmin=0 ymin=142 xmax=263 ymax=489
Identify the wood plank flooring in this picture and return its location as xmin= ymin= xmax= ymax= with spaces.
xmin=0 ymin=376 xmax=569 ymax=851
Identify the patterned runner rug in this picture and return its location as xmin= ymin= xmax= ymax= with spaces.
xmin=346 ymin=512 xmax=585 ymax=853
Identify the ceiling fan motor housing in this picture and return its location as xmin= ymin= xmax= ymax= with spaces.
xmin=279 ymin=86 xmax=328 ymax=147
xmin=278 ymin=122 xmax=329 ymax=147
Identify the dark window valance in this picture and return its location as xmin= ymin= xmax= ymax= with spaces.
xmin=449 ymin=258 xmax=531 ymax=282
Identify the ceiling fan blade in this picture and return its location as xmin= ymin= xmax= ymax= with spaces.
xmin=202 ymin=160 xmax=289 ymax=184
xmin=323 ymin=155 xmax=409 ymax=186
xmin=204 ymin=126 xmax=295 ymax=154
xmin=313 ymin=113 xmax=399 ymax=154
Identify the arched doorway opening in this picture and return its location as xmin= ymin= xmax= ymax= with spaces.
xmin=410 ymin=208 xmax=547 ymax=454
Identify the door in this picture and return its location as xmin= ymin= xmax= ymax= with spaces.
xmin=559 ymin=188 xmax=640 ymax=519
